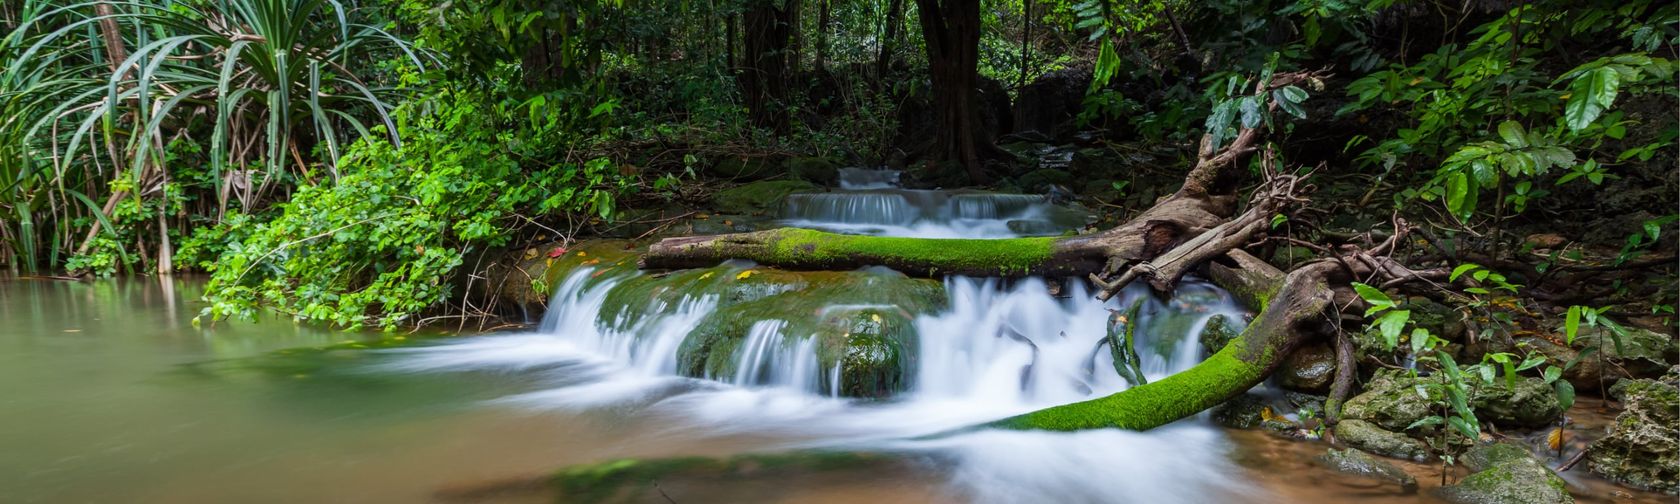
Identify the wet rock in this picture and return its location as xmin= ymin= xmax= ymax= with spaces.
xmin=1316 ymin=448 xmax=1419 ymax=494
xmin=1342 ymin=369 xmax=1561 ymax=431
xmin=1528 ymin=326 xmax=1678 ymax=390
xmin=1210 ymin=393 xmax=1267 ymax=429
xmin=1335 ymin=419 xmax=1431 ymax=461
xmin=1466 ymin=375 xmax=1564 ymax=429
xmin=1198 ymin=314 xmax=1240 ymax=355
xmin=1588 ymin=367 xmax=1679 ymax=494
xmin=711 ymin=180 xmax=820 ymax=215
xmin=1437 ymin=442 xmax=1573 ymax=504
xmin=1284 ymin=392 xmax=1328 ymax=419
xmin=674 ymin=268 xmax=948 ymax=398
xmin=1404 ymin=297 xmax=1468 ymax=343
xmin=786 ymin=157 xmax=840 ymax=186
xmin=1014 ymin=168 xmax=1073 ymax=192
xmin=1278 ymin=343 xmax=1336 ymax=394
xmin=1341 ymin=369 xmax=1436 ymax=431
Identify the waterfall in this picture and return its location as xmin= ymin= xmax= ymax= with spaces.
xmin=386 ymin=169 xmax=1256 ymax=503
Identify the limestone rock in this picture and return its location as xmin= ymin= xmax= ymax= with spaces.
xmin=1316 ymin=447 xmax=1418 ymax=493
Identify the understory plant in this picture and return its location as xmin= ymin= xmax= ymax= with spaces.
xmin=197 ymin=88 xmax=639 ymax=330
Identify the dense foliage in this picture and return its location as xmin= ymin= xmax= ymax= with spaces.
xmin=1 ymin=0 xmax=1673 ymax=336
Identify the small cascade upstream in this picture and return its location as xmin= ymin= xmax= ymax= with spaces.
xmin=389 ymin=169 xmax=1257 ymax=502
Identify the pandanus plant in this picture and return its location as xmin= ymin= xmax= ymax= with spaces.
xmin=0 ymin=0 xmax=424 ymax=273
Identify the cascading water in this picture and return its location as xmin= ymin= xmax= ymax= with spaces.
xmin=387 ymin=170 xmax=1260 ymax=503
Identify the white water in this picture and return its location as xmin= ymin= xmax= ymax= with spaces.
xmin=387 ymin=173 xmax=1261 ymax=503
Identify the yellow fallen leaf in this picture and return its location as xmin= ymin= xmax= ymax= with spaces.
xmin=523 ymin=248 xmax=539 ymax=259
xmin=700 ymin=272 xmax=714 ymax=280
xmin=871 ymin=314 xmax=882 ymax=323
xmin=576 ymin=251 xmax=588 ymax=257
xmin=736 ymin=270 xmax=755 ymax=280
xmin=1547 ymin=427 xmax=1564 ymax=451
xmin=583 ymin=259 xmax=600 ymax=265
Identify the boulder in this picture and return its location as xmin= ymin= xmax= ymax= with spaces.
xmin=1278 ymin=342 xmax=1336 ymax=393
xmin=1316 ymin=448 xmax=1419 ymax=493
xmin=711 ymin=180 xmax=820 ymax=215
xmin=1014 ymin=169 xmax=1074 ymax=192
xmin=1587 ymin=367 xmax=1679 ymax=494
xmin=1526 ymin=326 xmax=1677 ymax=390
xmin=1436 ymin=442 xmax=1573 ymax=504
xmin=1342 ymin=368 xmax=1562 ymax=431
xmin=1335 ymin=419 xmax=1431 ymax=461
xmin=786 ymin=157 xmax=840 ymax=187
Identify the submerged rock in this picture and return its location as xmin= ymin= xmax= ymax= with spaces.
xmin=1587 ymin=367 xmax=1679 ymax=494
xmin=1316 ymin=448 xmax=1418 ymax=493
xmin=1210 ymin=393 xmax=1267 ymax=429
xmin=1335 ymin=419 xmax=1430 ymax=461
xmin=1198 ymin=314 xmax=1240 ymax=355
xmin=711 ymin=180 xmax=820 ymax=215
xmin=1437 ymin=442 xmax=1573 ymax=504
xmin=1278 ymin=343 xmax=1335 ymax=393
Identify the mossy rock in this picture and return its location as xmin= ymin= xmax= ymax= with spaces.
xmin=674 ymin=269 xmax=946 ymax=397
xmin=711 ymin=180 xmax=820 ymax=215
xmin=1198 ymin=314 xmax=1240 ymax=355
xmin=552 ymin=451 xmax=899 ymax=503
xmin=1277 ymin=342 xmax=1335 ymax=394
xmin=1461 ymin=442 xmax=1532 ymax=472
xmin=1334 ymin=419 xmax=1430 ymax=461
xmin=1014 ymin=168 xmax=1073 ymax=192
xmin=1569 ymin=327 xmax=1674 ymax=389
xmin=1342 ymin=368 xmax=1561 ymax=432
xmin=1587 ymin=368 xmax=1679 ymax=494
xmin=504 ymin=239 xmax=641 ymax=304
xmin=1210 ymin=393 xmax=1268 ymax=429
xmin=1436 ymin=443 xmax=1573 ymax=504
xmin=1316 ymin=448 xmax=1419 ymax=494
xmin=785 ymin=156 xmax=840 ymax=186
xmin=1341 ymin=369 xmax=1438 ymax=432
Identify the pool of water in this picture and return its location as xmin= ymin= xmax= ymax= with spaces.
xmin=3 ymin=278 xmax=1668 ymax=503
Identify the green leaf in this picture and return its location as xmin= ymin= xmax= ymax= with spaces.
xmin=1565 ymin=67 xmax=1620 ymax=131
xmin=1406 ymin=415 xmax=1445 ymax=430
xmin=1410 ymin=328 xmax=1430 ymax=354
xmin=1377 ymin=310 xmax=1411 ymax=350
xmin=1446 ymin=172 xmax=1472 ymax=220
xmin=1450 ymin=264 xmax=1481 ymax=282
xmin=1497 ymin=121 xmax=1528 ymax=148
xmin=1239 ymin=96 xmax=1262 ymax=129
xmin=1554 ymin=380 xmax=1576 ymax=410
xmin=1565 ymin=305 xmax=1582 ymax=344
xmin=1352 ymin=282 xmax=1395 ymax=315
xmin=1543 ymin=366 xmax=1562 ymax=383
xmin=1447 ymin=415 xmax=1480 ymax=439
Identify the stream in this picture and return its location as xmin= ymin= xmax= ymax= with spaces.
xmin=3 ymin=170 xmax=1664 ymax=503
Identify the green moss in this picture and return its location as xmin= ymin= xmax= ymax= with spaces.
xmin=989 ymin=340 xmax=1268 ymax=431
xmin=761 ymin=228 xmax=1062 ymax=276
xmin=712 ymin=180 xmax=820 ymax=215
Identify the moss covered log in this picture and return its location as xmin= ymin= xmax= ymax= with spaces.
xmin=642 ymin=227 xmax=1099 ymax=276
xmin=988 ymin=261 xmax=1334 ymax=431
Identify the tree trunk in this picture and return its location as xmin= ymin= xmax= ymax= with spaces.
xmin=915 ymin=0 xmax=990 ymax=184
xmin=741 ymin=0 xmax=801 ymax=135
xmin=815 ymin=0 xmax=831 ymax=70
xmin=876 ymin=0 xmax=905 ymax=78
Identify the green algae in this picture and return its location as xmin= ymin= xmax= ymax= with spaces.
xmin=552 ymin=451 xmax=895 ymax=502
